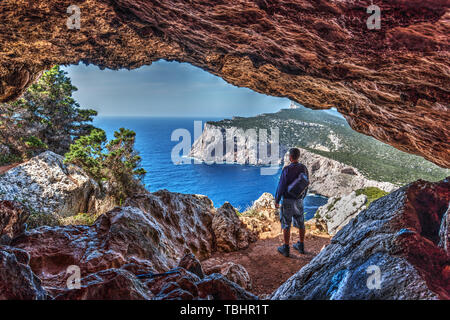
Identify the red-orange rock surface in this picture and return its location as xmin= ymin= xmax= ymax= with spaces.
xmin=7 ymin=190 xmax=256 ymax=298
xmin=0 ymin=0 xmax=448 ymax=166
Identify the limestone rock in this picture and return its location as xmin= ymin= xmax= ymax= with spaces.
xmin=315 ymin=192 xmax=368 ymax=236
xmin=9 ymin=189 xmax=260 ymax=299
xmin=239 ymin=193 xmax=278 ymax=236
xmin=204 ymin=262 xmax=252 ymax=291
xmin=190 ymin=125 xmax=397 ymax=198
xmin=11 ymin=190 xmax=216 ymax=293
xmin=212 ymin=202 xmax=257 ymax=252
xmin=125 ymin=191 xmax=216 ymax=260
xmin=12 ymin=206 xmax=206 ymax=293
xmin=272 ymin=179 xmax=450 ymax=300
xmin=0 ymin=201 xmax=29 ymax=244
xmin=0 ymin=151 xmax=116 ymax=217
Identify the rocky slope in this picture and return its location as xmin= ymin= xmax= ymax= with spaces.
xmin=0 ymin=151 xmax=115 ymax=217
xmin=314 ymin=192 xmax=368 ymax=236
xmin=0 ymin=190 xmax=258 ymax=299
xmin=0 ymin=151 xmax=261 ymax=299
xmin=272 ymin=178 xmax=450 ymax=300
xmin=1 ymin=0 xmax=449 ymax=167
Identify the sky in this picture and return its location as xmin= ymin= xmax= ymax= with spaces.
xmin=62 ymin=60 xmax=292 ymax=118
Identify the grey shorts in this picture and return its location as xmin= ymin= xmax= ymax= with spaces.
xmin=280 ymin=198 xmax=305 ymax=230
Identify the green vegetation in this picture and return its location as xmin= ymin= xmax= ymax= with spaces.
xmin=0 ymin=65 xmax=147 ymax=203
xmin=26 ymin=211 xmax=101 ymax=229
xmin=0 ymin=66 xmax=97 ymax=164
xmin=208 ymin=107 xmax=449 ymax=185
xmin=59 ymin=212 xmax=100 ymax=226
xmin=355 ymin=187 xmax=389 ymax=208
xmin=64 ymin=128 xmax=147 ymax=203
xmin=26 ymin=211 xmax=61 ymax=229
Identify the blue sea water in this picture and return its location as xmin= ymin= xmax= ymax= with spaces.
xmin=94 ymin=117 xmax=328 ymax=220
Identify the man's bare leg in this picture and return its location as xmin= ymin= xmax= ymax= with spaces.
xmin=283 ymin=228 xmax=291 ymax=246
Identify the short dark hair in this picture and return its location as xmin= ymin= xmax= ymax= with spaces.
xmin=289 ymin=148 xmax=300 ymax=161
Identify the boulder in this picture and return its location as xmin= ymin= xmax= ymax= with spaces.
xmin=212 ymin=202 xmax=257 ymax=252
xmin=0 ymin=246 xmax=47 ymax=300
xmin=55 ymin=269 xmax=152 ymax=300
xmin=0 ymin=200 xmax=29 ymax=244
xmin=177 ymin=252 xmax=205 ymax=279
xmin=12 ymin=191 xmax=216 ymax=293
xmin=239 ymin=193 xmax=278 ymax=236
xmin=315 ymin=192 xmax=367 ymax=236
xmin=272 ymin=179 xmax=450 ymax=300
xmin=0 ymin=151 xmax=115 ymax=217
xmin=249 ymin=193 xmax=277 ymax=218
xmin=204 ymin=262 xmax=252 ymax=291
xmin=1 ymin=1 xmax=450 ymax=168
xmin=197 ymin=273 xmax=257 ymax=300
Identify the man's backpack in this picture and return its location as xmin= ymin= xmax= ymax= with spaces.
xmin=287 ymin=165 xmax=309 ymax=199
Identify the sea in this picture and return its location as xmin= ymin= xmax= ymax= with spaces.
xmin=94 ymin=117 xmax=328 ymax=220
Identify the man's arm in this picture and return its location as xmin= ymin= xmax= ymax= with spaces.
xmin=275 ymin=167 xmax=288 ymax=205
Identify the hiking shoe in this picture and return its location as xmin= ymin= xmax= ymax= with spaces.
xmin=277 ymin=244 xmax=290 ymax=257
xmin=293 ymin=241 xmax=305 ymax=254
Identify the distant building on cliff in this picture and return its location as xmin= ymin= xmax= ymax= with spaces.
xmin=289 ymin=101 xmax=299 ymax=109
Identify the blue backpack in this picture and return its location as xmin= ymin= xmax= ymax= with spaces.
xmin=287 ymin=166 xmax=309 ymax=199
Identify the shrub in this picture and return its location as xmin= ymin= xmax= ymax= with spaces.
xmin=64 ymin=128 xmax=147 ymax=203
xmin=59 ymin=213 xmax=100 ymax=226
xmin=355 ymin=187 xmax=389 ymax=207
xmin=26 ymin=211 xmax=61 ymax=229
xmin=0 ymin=66 xmax=97 ymax=162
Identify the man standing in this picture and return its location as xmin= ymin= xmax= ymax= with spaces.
xmin=275 ymin=148 xmax=309 ymax=257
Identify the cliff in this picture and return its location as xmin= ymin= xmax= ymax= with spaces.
xmin=189 ymin=123 xmax=396 ymax=197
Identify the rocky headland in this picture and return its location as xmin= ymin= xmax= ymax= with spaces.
xmin=189 ymin=122 xmax=396 ymax=198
